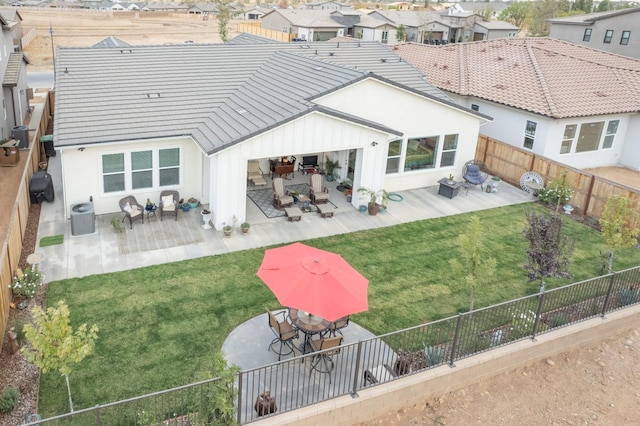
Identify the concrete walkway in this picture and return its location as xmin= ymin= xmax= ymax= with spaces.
xmin=35 ymin=152 xmax=534 ymax=282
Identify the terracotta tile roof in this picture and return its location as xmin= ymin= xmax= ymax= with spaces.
xmin=394 ymin=37 xmax=640 ymax=118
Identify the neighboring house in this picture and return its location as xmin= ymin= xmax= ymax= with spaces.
xmin=352 ymin=13 xmax=399 ymax=45
xmin=371 ymin=10 xmax=463 ymax=44
xmin=92 ymin=36 xmax=131 ymax=48
xmin=386 ymin=2 xmax=411 ymax=10
xmin=472 ymin=20 xmax=519 ymax=41
xmin=261 ymin=9 xmax=347 ymax=41
xmin=454 ymin=2 xmax=510 ymax=20
xmin=53 ymin=41 xmax=489 ymax=228
xmin=300 ymin=1 xmax=351 ymax=11
xmin=547 ymin=7 xmax=640 ymax=59
xmin=0 ymin=11 xmax=30 ymax=135
xmin=395 ymin=38 xmax=640 ymax=172
xmin=143 ymin=2 xmax=189 ymax=12
xmin=0 ymin=8 xmax=24 ymax=50
xmin=240 ymin=6 xmax=271 ymax=21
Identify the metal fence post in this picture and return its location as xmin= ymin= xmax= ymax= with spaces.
xmin=95 ymin=404 xmax=101 ymax=425
xmin=236 ymin=372 xmax=243 ymax=425
xmin=350 ymin=340 xmax=363 ymax=397
xmin=531 ymin=291 xmax=545 ymax=340
xmin=601 ymin=272 xmax=617 ymax=318
xmin=449 ymin=314 xmax=463 ymax=367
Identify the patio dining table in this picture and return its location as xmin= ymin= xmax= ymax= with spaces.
xmin=289 ymin=308 xmax=330 ymax=354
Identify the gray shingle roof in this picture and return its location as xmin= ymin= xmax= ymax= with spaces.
xmin=54 ymin=41 xmax=469 ymax=153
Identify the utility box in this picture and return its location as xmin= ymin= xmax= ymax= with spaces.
xmin=0 ymin=139 xmax=20 ymax=166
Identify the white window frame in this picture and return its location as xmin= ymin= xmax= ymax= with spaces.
xmin=101 ymin=147 xmax=181 ymax=195
xmin=523 ymin=120 xmax=537 ymax=149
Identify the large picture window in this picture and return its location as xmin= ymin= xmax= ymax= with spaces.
xmin=404 ymin=136 xmax=438 ymax=171
xmin=575 ymin=121 xmax=604 ymax=153
xmin=386 ymin=139 xmax=402 ymax=174
xmin=102 ymin=147 xmax=181 ymax=194
xmin=523 ymin=121 xmax=537 ymax=149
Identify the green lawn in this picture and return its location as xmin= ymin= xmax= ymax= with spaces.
xmin=41 ymin=203 xmax=638 ymax=416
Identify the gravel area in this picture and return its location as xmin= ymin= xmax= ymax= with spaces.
xmin=1 ymin=203 xmax=45 ymax=425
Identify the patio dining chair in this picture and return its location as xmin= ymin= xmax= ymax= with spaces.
xmin=159 ymin=190 xmax=179 ymax=221
xmin=272 ymin=177 xmax=294 ymax=209
xmin=309 ymin=173 xmax=330 ymax=204
xmin=326 ymin=316 xmax=350 ymax=337
xmin=119 ymin=195 xmax=144 ymax=229
xmin=267 ymin=309 xmax=299 ymax=361
xmin=307 ymin=335 xmax=343 ymax=382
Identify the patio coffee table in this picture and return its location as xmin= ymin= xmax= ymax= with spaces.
xmin=289 ymin=308 xmax=330 ymax=354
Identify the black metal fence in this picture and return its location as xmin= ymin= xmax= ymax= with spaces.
xmin=29 ymin=266 xmax=640 ymax=425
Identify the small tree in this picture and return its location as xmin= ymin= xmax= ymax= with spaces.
xmin=599 ymin=194 xmax=639 ymax=274
xmin=199 ymin=351 xmax=239 ymax=424
xmin=449 ymin=216 xmax=497 ymax=312
xmin=523 ymin=210 xmax=575 ymax=293
xmin=396 ymin=24 xmax=406 ymax=42
xmin=216 ymin=0 xmax=232 ymax=43
xmin=22 ymin=301 xmax=99 ymax=412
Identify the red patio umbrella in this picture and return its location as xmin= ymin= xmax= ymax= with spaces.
xmin=256 ymin=242 xmax=369 ymax=322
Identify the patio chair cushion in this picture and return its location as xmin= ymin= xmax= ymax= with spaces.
xmin=122 ymin=202 xmax=132 ymax=213
xmin=129 ymin=206 xmax=141 ymax=217
xmin=162 ymin=195 xmax=174 ymax=209
xmin=464 ymin=164 xmax=486 ymax=185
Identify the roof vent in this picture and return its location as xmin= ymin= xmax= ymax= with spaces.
xmin=236 ymin=108 xmax=248 ymax=115
xmin=120 ymin=49 xmax=133 ymax=54
xmin=314 ymin=66 xmax=323 ymax=71
xmin=329 ymin=52 xmax=335 ymax=56
xmin=441 ymin=64 xmax=448 ymax=70
xmin=147 ymin=93 xmax=161 ymax=98
xmin=493 ymin=84 xmax=505 ymax=90
xmin=380 ymin=58 xmax=386 ymax=63
xmin=594 ymin=91 xmax=608 ymax=97
xmin=496 ymin=56 xmax=504 ymax=61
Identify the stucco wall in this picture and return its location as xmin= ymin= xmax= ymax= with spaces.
xmin=253 ymin=305 xmax=640 ymax=426
xmin=60 ymin=136 xmax=203 ymax=218
xmin=549 ymin=12 xmax=640 ymax=59
xmin=449 ymin=94 xmax=636 ymax=171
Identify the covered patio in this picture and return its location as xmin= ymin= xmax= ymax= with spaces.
xmin=35 ymin=152 xmax=534 ymax=281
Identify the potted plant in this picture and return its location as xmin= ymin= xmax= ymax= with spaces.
xmin=241 ymin=222 xmax=250 ymax=234
xmin=201 ymin=209 xmax=213 ymax=229
xmin=188 ymin=197 xmax=199 ymax=208
xmin=223 ymin=225 xmax=233 ymax=236
xmin=358 ymin=187 xmax=389 ymax=216
xmin=324 ymin=158 xmax=341 ymax=182
xmin=111 ymin=216 xmax=123 ymax=233
xmin=491 ymin=175 xmax=501 ymax=192
xmin=447 ymin=174 xmax=455 ymax=184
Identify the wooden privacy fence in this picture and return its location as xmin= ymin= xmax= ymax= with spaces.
xmin=236 ymin=22 xmax=295 ymax=42
xmin=0 ymin=92 xmax=53 ymax=341
xmin=476 ymin=135 xmax=640 ymax=221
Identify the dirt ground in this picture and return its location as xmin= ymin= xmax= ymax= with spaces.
xmin=363 ymin=327 xmax=640 ymax=426
xmin=21 ymin=9 xmax=231 ymax=71
xmin=8 ymin=9 xmax=640 ymax=425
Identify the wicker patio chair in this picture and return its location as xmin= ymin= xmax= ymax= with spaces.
xmin=119 ymin=195 xmax=144 ymax=229
xmin=159 ymin=190 xmax=179 ymax=221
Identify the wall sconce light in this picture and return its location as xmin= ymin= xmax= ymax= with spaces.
xmin=20 ymin=89 xmax=24 ymax=95
xmin=371 ymin=141 xmax=378 ymax=147
xmin=78 ymin=147 xmax=85 ymax=151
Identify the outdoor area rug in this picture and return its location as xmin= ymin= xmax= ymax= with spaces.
xmin=247 ymin=183 xmax=338 ymax=219
xmin=39 ymin=234 xmax=64 ymax=247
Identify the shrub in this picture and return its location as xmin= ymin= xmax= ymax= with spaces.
xmin=9 ymin=266 xmax=44 ymax=299
xmin=423 ymin=345 xmax=444 ymax=366
xmin=617 ymin=286 xmax=640 ymax=307
xmin=548 ymin=313 xmax=569 ymax=328
xmin=0 ymin=386 xmax=20 ymax=413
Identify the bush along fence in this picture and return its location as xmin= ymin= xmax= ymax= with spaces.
xmin=28 ymin=266 xmax=640 ymax=425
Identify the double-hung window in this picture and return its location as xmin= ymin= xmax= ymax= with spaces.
xmin=620 ymin=31 xmax=630 ymax=45
xmin=440 ymin=134 xmax=458 ymax=167
xmin=603 ymin=29 xmax=614 ymax=44
xmin=560 ymin=124 xmax=576 ymax=154
xmin=102 ymin=153 xmax=126 ymax=193
xmin=602 ymin=120 xmax=619 ymax=149
xmin=583 ymin=28 xmax=592 ymax=42
xmin=523 ymin=121 xmax=537 ymax=149
xmin=386 ymin=139 xmax=402 ymax=174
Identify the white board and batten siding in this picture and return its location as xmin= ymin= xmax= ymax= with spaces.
xmin=61 ymin=136 xmax=203 ymax=218
xmin=316 ymin=78 xmax=483 ymax=192
xmin=210 ymin=111 xmax=389 ymax=229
